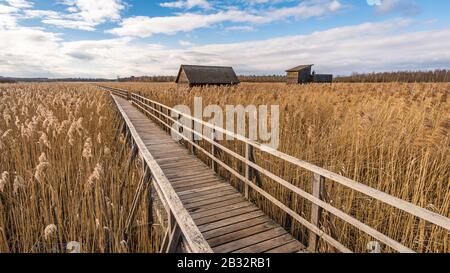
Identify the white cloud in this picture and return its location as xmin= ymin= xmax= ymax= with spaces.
xmin=2 ymin=19 xmax=450 ymax=78
xmin=109 ymin=0 xmax=344 ymax=37
xmin=0 ymin=13 xmax=17 ymax=28
xmin=161 ymin=0 xmax=211 ymax=10
xmin=107 ymin=10 xmax=266 ymax=37
xmin=373 ymin=0 xmax=420 ymax=15
xmin=179 ymin=40 xmax=195 ymax=47
xmin=61 ymin=0 xmax=124 ymax=24
xmin=3 ymin=0 xmax=33 ymax=8
xmin=268 ymin=0 xmax=342 ymax=20
xmin=42 ymin=18 xmax=96 ymax=31
xmin=36 ymin=0 xmax=125 ymax=31
xmin=367 ymin=0 xmax=382 ymax=6
xmin=0 ymin=26 xmax=63 ymax=77
xmin=23 ymin=9 xmax=60 ymax=19
xmin=0 ymin=4 xmax=18 ymax=13
xmin=225 ymin=25 xmax=255 ymax=32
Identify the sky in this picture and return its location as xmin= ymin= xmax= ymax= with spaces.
xmin=0 ymin=0 xmax=449 ymax=78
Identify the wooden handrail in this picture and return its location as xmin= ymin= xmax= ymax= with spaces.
xmin=128 ymin=92 xmax=450 ymax=231
xmin=101 ymin=85 xmax=450 ymax=253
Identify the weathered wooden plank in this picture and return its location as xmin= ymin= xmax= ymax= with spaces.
xmin=191 ymin=202 xmax=252 ymax=220
xmin=165 ymin=170 xmax=212 ymax=177
xmin=173 ymin=180 xmax=221 ymax=190
xmin=172 ymin=179 xmax=219 ymax=188
xmin=164 ymin=164 xmax=211 ymax=172
xmin=170 ymin=175 xmax=218 ymax=185
xmin=184 ymin=193 xmax=243 ymax=209
xmin=233 ymin=234 xmax=297 ymax=253
xmin=195 ymin=206 xmax=261 ymax=226
xmin=168 ymin=172 xmax=217 ymax=181
xmin=159 ymin=161 xmax=207 ymax=169
xmin=147 ymin=148 xmax=187 ymax=155
xmin=265 ymin=240 xmax=306 ymax=253
xmin=208 ymin=222 xmax=278 ymax=248
xmin=212 ymin=227 xmax=287 ymax=253
xmin=181 ymin=189 xmax=237 ymax=203
xmin=198 ymin=211 xmax=266 ymax=233
xmin=202 ymin=216 xmax=269 ymax=240
xmin=187 ymin=197 xmax=246 ymax=214
xmin=178 ymin=184 xmax=231 ymax=198
xmin=175 ymin=182 xmax=221 ymax=193
xmin=156 ymin=156 xmax=195 ymax=164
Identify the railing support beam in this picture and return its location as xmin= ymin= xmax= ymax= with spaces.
xmin=245 ymin=143 xmax=254 ymax=199
xmin=309 ymin=174 xmax=325 ymax=252
xmin=211 ymin=129 xmax=217 ymax=172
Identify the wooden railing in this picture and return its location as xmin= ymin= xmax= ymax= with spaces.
xmin=109 ymin=89 xmax=213 ymax=253
xmin=103 ymin=86 xmax=450 ymax=253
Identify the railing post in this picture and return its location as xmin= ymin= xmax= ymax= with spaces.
xmin=244 ymin=143 xmax=254 ymax=199
xmin=178 ymin=114 xmax=183 ymax=140
xmin=151 ymin=102 xmax=155 ymax=121
xmin=166 ymin=108 xmax=171 ymax=133
xmin=308 ymin=173 xmax=325 ymax=252
xmin=190 ymin=119 xmax=195 ymax=154
xmin=127 ymin=90 xmax=131 ymax=101
xmin=211 ymin=129 xmax=217 ymax=172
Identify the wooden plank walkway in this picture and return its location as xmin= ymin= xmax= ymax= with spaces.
xmin=114 ymin=95 xmax=306 ymax=253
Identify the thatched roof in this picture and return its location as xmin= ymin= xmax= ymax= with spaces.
xmin=176 ymin=65 xmax=240 ymax=85
xmin=286 ymin=64 xmax=313 ymax=72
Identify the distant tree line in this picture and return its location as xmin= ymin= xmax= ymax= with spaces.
xmin=0 ymin=77 xmax=114 ymax=83
xmin=118 ymin=76 xmax=176 ymax=82
xmin=238 ymin=70 xmax=450 ymax=83
xmin=117 ymin=75 xmax=288 ymax=83
xmin=335 ymin=69 xmax=450 ymax=83
xmin=238 ymin=75 xmax=286 ymax=82
xmin=51 ymin=78 xmax=114 ymax=82
xmin=2 ymin=69 xmax=449 ymax=84
xmin=0 ymin=77 xmax=17 ymax=83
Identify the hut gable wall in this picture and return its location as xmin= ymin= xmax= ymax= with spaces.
xmin=286 ymin=71 xmax=299 ymax=84
xmin=178 ymin=69 xmax=189 ymax=84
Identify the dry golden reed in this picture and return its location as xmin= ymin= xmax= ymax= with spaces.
xmin=0 ymin=83 xmax=158 ymax=253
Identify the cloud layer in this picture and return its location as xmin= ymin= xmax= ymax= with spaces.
xmin=2 ymin=16 xmax=450 ymax=78
xmin=0 ymin=0 xmax=448 ymax=78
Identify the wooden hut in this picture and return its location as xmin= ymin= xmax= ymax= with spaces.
xmin=285 ymin=64 xmax=313 ymax=84
xmin=286 ymin=64 xmax=333 ymax=84
xmin=175 ymin=65 xmax=240 ymax=87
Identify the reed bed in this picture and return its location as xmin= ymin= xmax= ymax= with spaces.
xmin=108 ymin=82 xmax=450 ymax=253
xmin=0 ymin=83 xmax=159 ymax=253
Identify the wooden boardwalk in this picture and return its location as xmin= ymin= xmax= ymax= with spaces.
xmin=114 ymin=95 xmax=306 ymax=253
xmin=103 ymin=86 xmax=450 ymax=253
